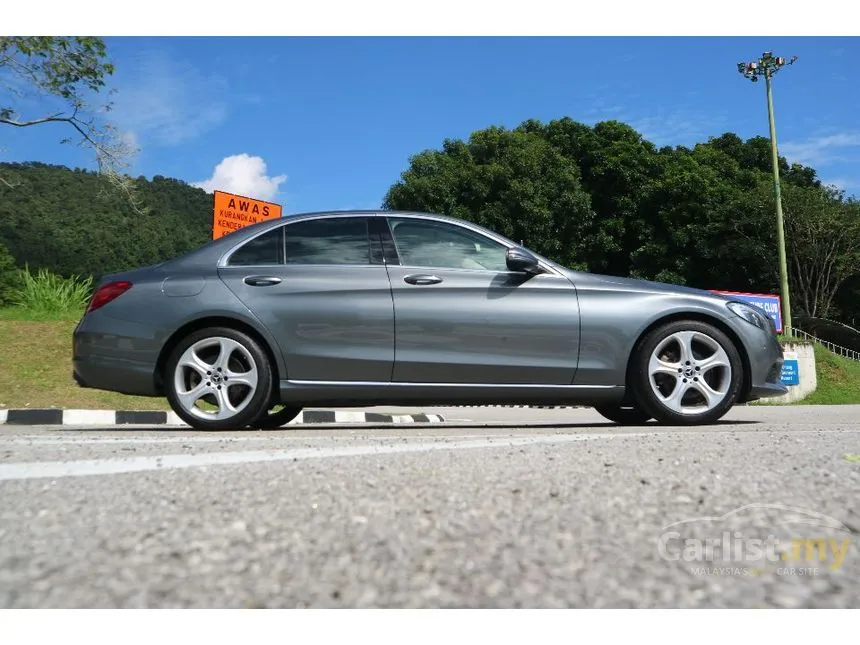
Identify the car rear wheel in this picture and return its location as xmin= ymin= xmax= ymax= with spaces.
xmin=165 ymin=327 xmax=273 ymax=430
xmin=630 ymin=320 xmax=743 ymax=426
xmin=593 ymin=403 xmax=652 ymax=425
xmin=247 ymin=405 xmax=303 ymax=429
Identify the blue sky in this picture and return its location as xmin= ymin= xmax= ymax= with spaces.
xmin=3 ymin=36 xmax=858 ymax=211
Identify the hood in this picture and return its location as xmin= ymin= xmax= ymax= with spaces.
xmin=562 ymin=269 xmax=729 ymax=300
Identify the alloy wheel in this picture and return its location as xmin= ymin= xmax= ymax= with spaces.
xmin=172 ymin=336 xmax=259 ymax=421
xmin=647 ymin=330 xmax=732 ymax=416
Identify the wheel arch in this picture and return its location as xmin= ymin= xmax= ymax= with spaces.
xmin=154 ymin=316 xmax=283 ymax=396
xmin=625 ymin=312 xmax=752 ymax=402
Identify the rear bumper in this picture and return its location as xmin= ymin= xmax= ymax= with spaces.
xmin=72 ymin=315 xmax=162 ymax=397
xmin=73 ymin=355 xmax=160 ymax=396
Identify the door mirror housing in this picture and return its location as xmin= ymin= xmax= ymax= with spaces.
xmin=506 ymin=247 xmax=544 ymax=275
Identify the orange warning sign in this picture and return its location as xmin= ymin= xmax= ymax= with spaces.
xmin=212 ymin=190 xmax=282 ymax=239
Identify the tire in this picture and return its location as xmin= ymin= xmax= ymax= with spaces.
xmin=165 ymin=326 xmax=273 ymax=431
xmin=629 ymin=320 xmax=743 ymax=426
xmin=247 ymin=405 xmax=303 ymax=429
xmin=594 ymin=404 xmax=652 ymax=425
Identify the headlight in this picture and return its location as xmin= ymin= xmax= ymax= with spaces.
xmin=727 ymin=301 xmax=768 ymax=330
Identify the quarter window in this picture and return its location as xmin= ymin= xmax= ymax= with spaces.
xmin=227 ymin=227 xmax=284 ymax=266
xmin=284 ymin=217 xmax=371 ymax=265
xmin=388 ymin=218 xmax=509 ymax=271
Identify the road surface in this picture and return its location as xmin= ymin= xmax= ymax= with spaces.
xmin=1 ymin=405 xmax=858 ymax=608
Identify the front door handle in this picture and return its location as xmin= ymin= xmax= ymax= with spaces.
xmin=404 ymin=274 xmax=443 ymax=286
xmin=243 ymin=276 xmax=282 ymax=287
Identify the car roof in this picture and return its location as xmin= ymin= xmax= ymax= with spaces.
xmin=222 ymin=209 xmax=513 ymax=241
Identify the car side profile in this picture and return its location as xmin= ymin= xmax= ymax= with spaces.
xmin=73 ymin=210 xmax=787 ymax=430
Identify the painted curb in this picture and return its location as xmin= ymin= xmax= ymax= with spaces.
xmin=0 ymin=409 xmax=445 ymax=427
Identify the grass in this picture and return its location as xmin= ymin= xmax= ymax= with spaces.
xmin=796 ymin=343 xmax=860 ymax=405
xmin=0 ymin=306 xmax=87 ymax=322
xmin=9 ymin=265 xmax=92 ymax=318
xmin=777 ymin=335 xmax=808 ymax=343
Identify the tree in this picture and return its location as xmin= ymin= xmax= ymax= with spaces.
xmin=381 ymin=116 xmax=858 ymax=330
xmin=524 ymin=118 xmax=663 ymax=276
xmin=0 ymin=240 xmax=17 ymax=304
xmin=834 ymin=274 xmax=860 ymax=329
xmin=682 ymin=143 xmax=777 ymax=292
xmin=0 ymin=37 xmax=144 ymax=211
xmin=747 ymin=182 xmax=860 ymax=319
xmin=706 ymin=132 xmax=820 ymax=188
xmin=384 ymin=127 xmax=603 ymax=270
xmin=0 ymin=162 xmax=212 ymax=281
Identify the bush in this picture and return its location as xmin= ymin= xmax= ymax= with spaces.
xmin=9 ymin=264 xmax=93 ymax=316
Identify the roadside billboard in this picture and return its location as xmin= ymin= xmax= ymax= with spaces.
xmin=711 ymin=290 xmax=783 ymax=334
xmin=212 ymin=190 xmax=282 ymax=239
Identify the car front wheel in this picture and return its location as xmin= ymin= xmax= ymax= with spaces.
xmin=165 ymin=327 xmax=273 ymax=430
xmin=630 ymin=320 xmax=743 ymax=426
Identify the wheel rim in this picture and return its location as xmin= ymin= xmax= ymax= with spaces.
xmin=173 ymin=336 xmax=259 ymax=421
xmin=648 ymin=331 xmax=732 ymax=416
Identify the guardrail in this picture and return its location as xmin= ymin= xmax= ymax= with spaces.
xmin=792 ymin=328 xmax=860 ymax=362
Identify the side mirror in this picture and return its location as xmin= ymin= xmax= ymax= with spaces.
xmin=506 ymin=247 xmax=544 ymax=275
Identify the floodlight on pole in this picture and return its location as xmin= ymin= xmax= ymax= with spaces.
xmin=737 ymin=51 xmax=798 ymax=336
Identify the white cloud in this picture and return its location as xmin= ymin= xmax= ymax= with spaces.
xmin=779 ymin=132 xmax=860 ymax=167
xmin=192 ymin=154 xmax=287 ymax=202
xmin=821 ymin=177 xmax=860 ymax=192
xmin=120 ymin=130 xmax=140 ymax=153
xmin=109 ymin=50 xmax=229 ymax=147
xmin=629 ymin=110 xmax=730 ymax=147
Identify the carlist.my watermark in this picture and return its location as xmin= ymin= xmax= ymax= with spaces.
xmin=657 ymin=503 xmax=853 ymax=577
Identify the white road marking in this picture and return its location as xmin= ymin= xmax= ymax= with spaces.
xmin=0 ymin=432 xmax=648 ymax=481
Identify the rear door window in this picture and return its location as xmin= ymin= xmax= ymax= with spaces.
xmin=284 ymin=217 xmax=371 ymax=265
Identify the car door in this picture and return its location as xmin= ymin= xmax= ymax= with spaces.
xmin=381 ymin=215 xmax=580 ymax=385
xmin=217 ymin=215 xmax=394 ymax=382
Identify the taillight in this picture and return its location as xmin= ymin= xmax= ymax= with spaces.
xmin=87 ymin=281 xmax=133 ymax=313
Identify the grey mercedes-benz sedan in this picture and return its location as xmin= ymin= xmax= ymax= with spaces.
xmin=73 ymin=210 xmax=787 ymax=430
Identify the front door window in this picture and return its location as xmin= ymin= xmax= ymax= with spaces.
xmin=388 ymin=218 xmax=509 ymax=272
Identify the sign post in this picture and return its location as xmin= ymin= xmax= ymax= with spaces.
xmin=780 ymin=350 xmax=800 ymax=386
xmin=212 ymin=190 xmax=282 ymax=240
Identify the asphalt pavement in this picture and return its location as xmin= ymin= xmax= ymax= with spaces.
xmin=1 ymin=405 xmax=858 ymax=608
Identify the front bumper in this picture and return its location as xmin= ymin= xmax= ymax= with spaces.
xmin=741 ymin=331 xmax=787 ymax=401
xmin=748 ymin=380 xmax=789 ymax=400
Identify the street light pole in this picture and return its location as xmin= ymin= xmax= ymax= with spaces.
xmin=764 ymin=67 xmax=792 ymax=337
xmin=737 ymin=51 xmax=797 ymax=336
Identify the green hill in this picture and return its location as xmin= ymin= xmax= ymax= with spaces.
xmin=0 ymin=162 xmax=214 ymax=281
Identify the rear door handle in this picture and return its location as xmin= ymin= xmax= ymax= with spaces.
xmin=404 ymin=274 xmax=443 ymax=286
xmin=243 ymin=276 xmax=282 ymax=287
